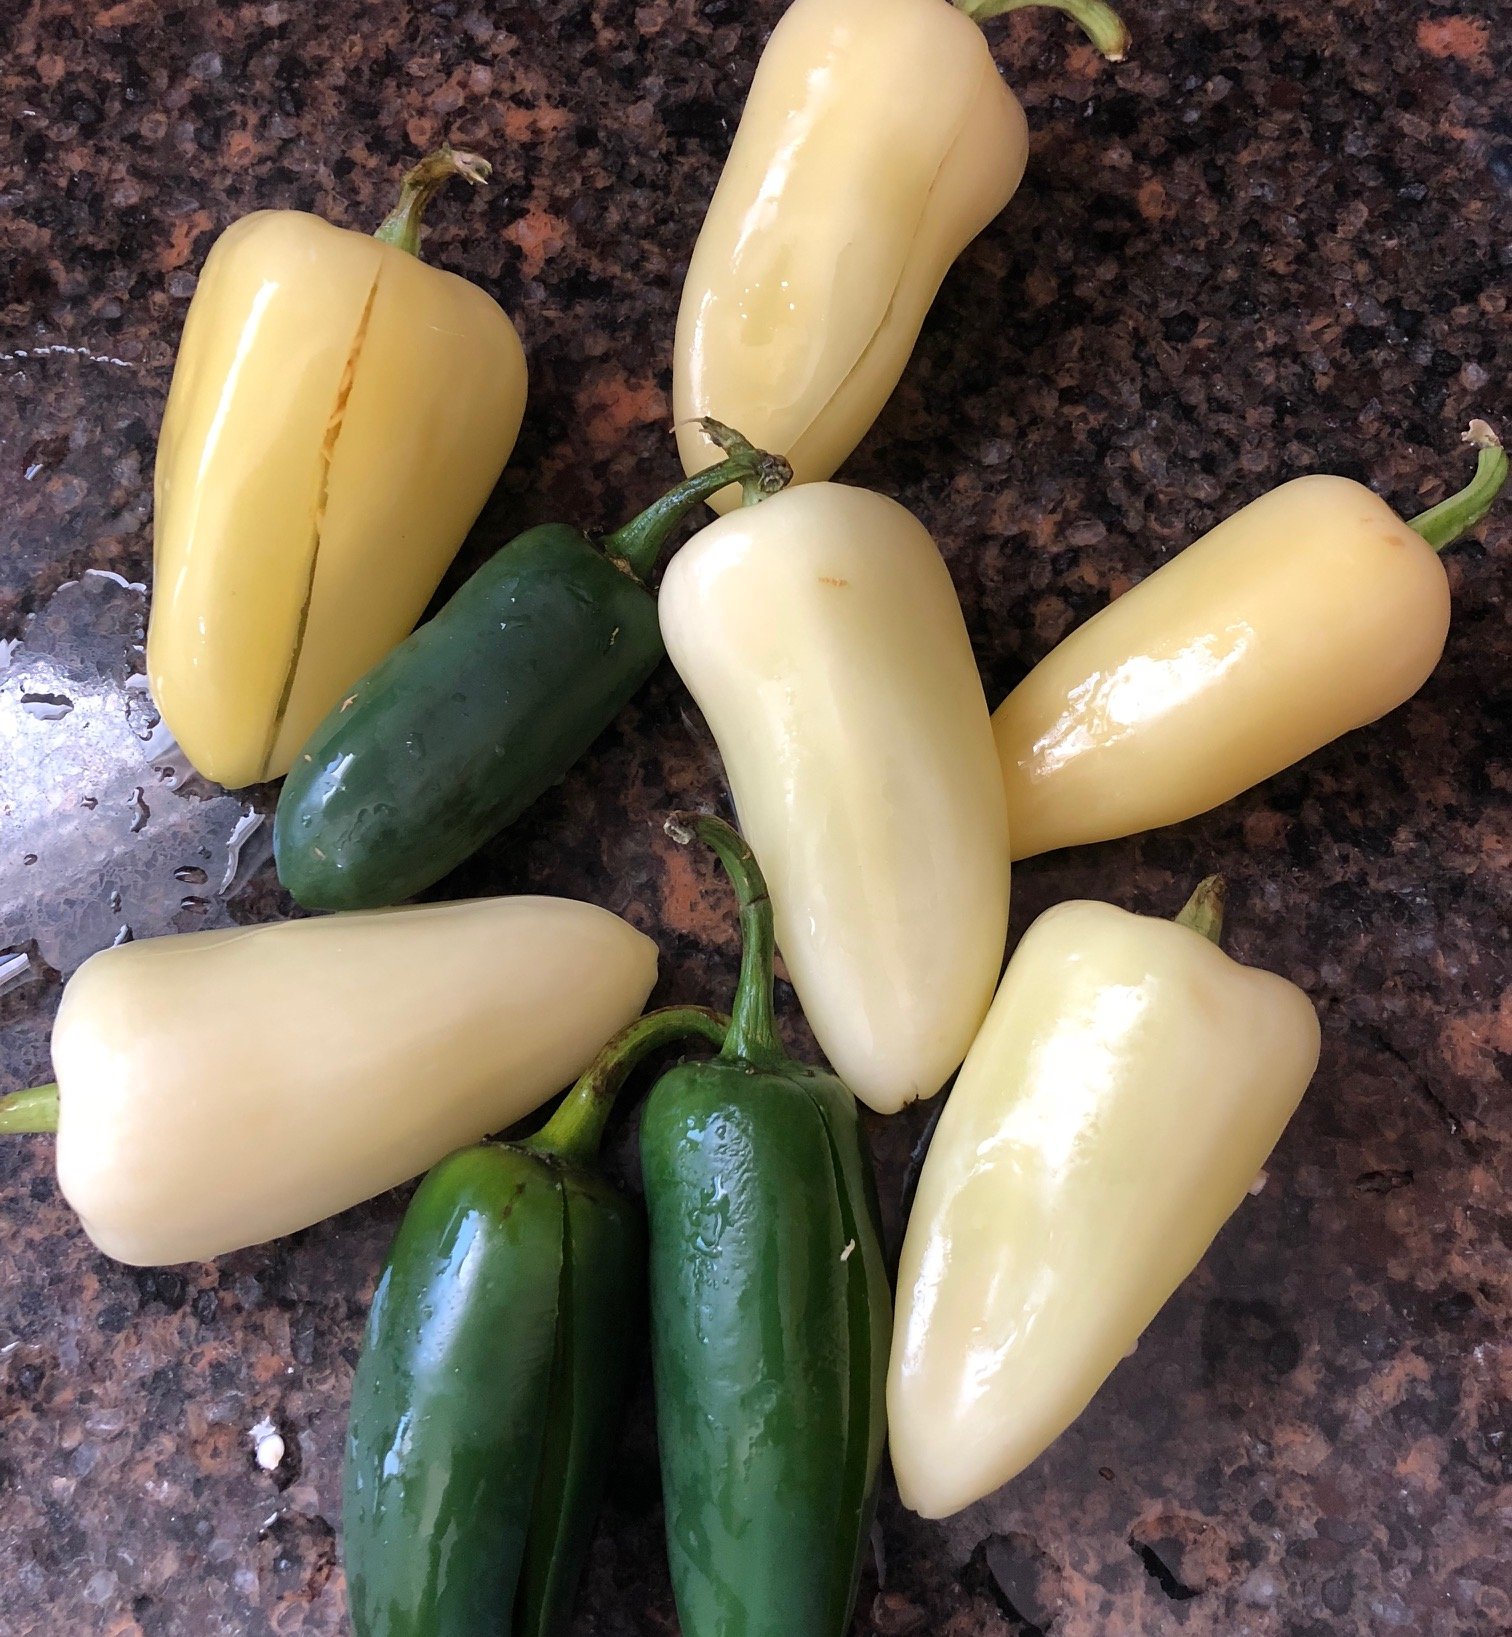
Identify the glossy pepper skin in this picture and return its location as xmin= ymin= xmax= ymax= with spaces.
xmin=21 ymin=896 xmax=655 ymax=1266
xmin=995 ymin=421 xmax=1509 ymax=858
xmin=274 ymin=423 xmax=791 ymax=910
xmin=659 ymin=480 xmax=1009 ymax=1114
xmin=641 ymin=816 xmax=892 ymax=1637
xmin=148 ymin=148 xmax=527 ymax=788
xmin=888 ymin=881 xmax=1322 ymax=1518
xmin=344 ymin=1007 xmax=726 ymax=1637
xmin=674 ymin=0 xmax=1128 ymax=510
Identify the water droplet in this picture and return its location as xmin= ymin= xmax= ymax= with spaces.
xmin=129 ymin=787 xmax=149 ymax=833
xmin=173 ymin=865 xmax=208 ymax=884
xmin=20 ymin=692 xmax=73 ymax=721
xmin=109 ymin=890 xmax=122 ymax=913
xmin=79 ymin=795 xmax=98 ymax=810
xmin=179 ymin=896 xmax=208 ymax=914
xmin=22 ymin=853 xmax=38 ymax=866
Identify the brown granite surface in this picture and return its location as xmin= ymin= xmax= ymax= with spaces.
xmin=1 ymin=1 xmax=1509 ymax=1632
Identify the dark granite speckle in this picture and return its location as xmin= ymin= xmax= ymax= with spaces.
xmin=1 ymin=2 xmax=1509 ymax=1633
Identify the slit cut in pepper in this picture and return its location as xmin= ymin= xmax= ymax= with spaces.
xmin=148 ymin=145 xmax=528 ymax=788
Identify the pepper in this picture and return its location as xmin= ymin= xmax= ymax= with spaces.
xmin=673 ymin=0 xmax=1128 ymax=510
xmin=658 ymin=479 xmax=1009 ymax=1113
xmin=641 ymin=814 xmax=892 ymax=1637
xmin=0 ymin=896 xmax=655 ymax=1265
xmin=273 ymin=421 xmax=791 ymax=911
xmin=888 ymin=879 xmax=1321 ymax=1518
xmin=343 ymin=1004 xmax=726 ymax=1637
xmin=148 ymin=146 xmax=528 ymax=788
xmin=994 ymin=421 xmax=1509 ymax=858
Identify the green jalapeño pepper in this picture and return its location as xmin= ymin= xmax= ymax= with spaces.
xmin=274 ymin=422 xmax=791 ymax=910
xmin=343 ymin=1004 xmax=726 ymax=1637
xmin=640 ymin=815 xmax=893 ymax=1637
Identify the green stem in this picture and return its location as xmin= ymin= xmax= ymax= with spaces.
xmin=956 ymin=0 xmax=1130 ymax=60
xmin=524 ymin=1007 xmax=727 ymax=1168
xmin=602 ymin=420 xmax=792 ymax=582
xmin=1408 ymin=421 xmax=1507 ymax=553
xmin=1174 ymin=877 xmax=1226 ymax=947
xmin=664 ymin=813 xmax=785 ymax=1070
xmin=373 ymin=144 xmax=491 ymax=258
xmin=0 ymin=1082 xmax=58 ymax=1135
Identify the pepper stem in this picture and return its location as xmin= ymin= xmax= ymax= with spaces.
xmin=373 ymin=144 xmax=492 ymax=259
xmin=0 ymin=1082 xmax=59 ymax=1136
xmin=603 ymin=420 xmax=792 ymax=582
xmin=956 ymin=0 xmax=1130 ymax=60
xmin=665 ymin=812 xmax=785 ymax=1070
xmin=523 ymin=1007 xmax=726 ymax=1168
xmin=1174 ymin=877 xmax=1226 ymax=947
xmin=1408 ymin=421 xmax=1507 ymax=553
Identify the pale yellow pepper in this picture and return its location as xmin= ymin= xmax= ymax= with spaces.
xmin=674 ymin=0 xmax=1128 ymax=510
xmin=889 ymin=882 xmax=1320 ymax=1518
xmin=2 ymin=897 xmax=654 ymax=1266
xmin=148 ymin=148 xmax=528 ymax=788
xmin=659 ymin=478 xmax=1010 ymax=1114
xmin=995 ymin=423 xmax=1508 ymax=858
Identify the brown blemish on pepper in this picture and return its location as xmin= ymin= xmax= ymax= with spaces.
xmin=818 ymin=576 xmax=849 ymax=588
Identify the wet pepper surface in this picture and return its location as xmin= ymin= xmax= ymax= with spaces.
xmin=0 ymin=2 xmax=1508 ymax=1634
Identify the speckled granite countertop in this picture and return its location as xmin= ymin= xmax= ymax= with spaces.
xmin=1 ymin=2 xmax=1508 ymax=1633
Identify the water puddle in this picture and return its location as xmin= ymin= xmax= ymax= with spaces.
xmin=0 ymin=571 xmax=272 ymax=977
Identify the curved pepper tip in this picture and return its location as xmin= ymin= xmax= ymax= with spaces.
xmin=439 ymin=144 xmax=492 ymax=190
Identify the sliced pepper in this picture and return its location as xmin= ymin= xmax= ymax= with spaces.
xmin=148 ymin=146 xmax=527 ymax=788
